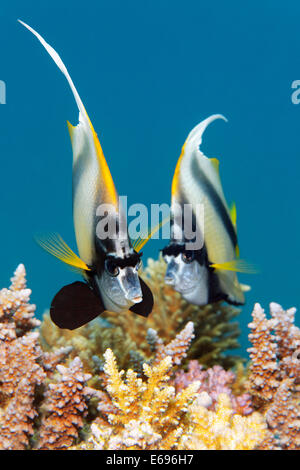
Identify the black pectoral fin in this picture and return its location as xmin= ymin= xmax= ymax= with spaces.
xmin=129 ymin=277 xmax=154 ymax=317
xmin=50 ymin=281 xmax=105 ymax=330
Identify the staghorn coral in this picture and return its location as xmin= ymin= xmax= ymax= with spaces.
xmin=40 ymin=256 xmax=243 ymax=372
xmin=148 ymin=321 xmax=195 ymax=366
xmin=8 ymin=264 xmax=41 ymax=336
xmin=40 ymin=312 xmax=137 ymax=374
xmin=270 ymin=302 xmax=300 ymax=384
xmin=0 ymin=266 xmax=45 ymax=450
xmin=262 ymin=378 xmax=300 ymax=450
xmin=183 ymin=393 xmax=266 ymax=450
xmin=247 ymin=302 xmax=300 ymax=450
xmin=174 ymin=360 xmax=253 ymax=416
xmin=37 ymin=357 xmax=99 ymax=450
xmin=247 ymin=303 xmax=280 ymax=404
xmin=77 ymin=349 xmax=266 ymax=450
xmin=0 ymin=265 xmax=99 ymax=450
xmin=80 ymin=349 xmax=201 ymax=450
xmin=1 ymin=263 xmax=298 ymax=451
xmin=40 ymin=315 xmax=195 ymax=383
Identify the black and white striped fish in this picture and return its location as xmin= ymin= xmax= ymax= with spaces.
xmin=162 ymin=115 xmax=252 ymax=306
xmin=19 ymin=20 xmax=153 ymax=329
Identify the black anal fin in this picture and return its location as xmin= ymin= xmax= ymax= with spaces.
xmin=50 ymin=281 xmax=105 ymax=330
xmin=129 ymin=277 xmax=154 ymax=317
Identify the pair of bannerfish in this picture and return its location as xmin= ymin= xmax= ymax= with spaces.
xmin=19 ymin=21 xmax=252 ymax=330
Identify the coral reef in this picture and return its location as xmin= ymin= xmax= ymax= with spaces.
xmin=246 ymin=302 xmax=300 ymax=450
xmin=174 ymin=360 xmax=253 ymax=416
xmin=185 ymin=393 xmax=266 ymax=450
xmin=40 ymin=256 xmax=243 ymax=373
xmin=0 ymin=265 xmax=99 ymax=450
xmin=37 ymin=357 xmax=98 ymax=450
xmin=77 ymin=350 xmax=266 ymax=450
xmin=0 ymin=264 xmax=298 ymax=450
xmin=0 ymin=265 xmax=45 ymax=449
xmin=81 ymin=350 xmax=200 ymax=450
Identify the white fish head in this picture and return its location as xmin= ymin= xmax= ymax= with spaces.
xmin=96 ymin=257 xmax=142 ymax=311
xmin=164 ymin=252 xmax=209 ymax=304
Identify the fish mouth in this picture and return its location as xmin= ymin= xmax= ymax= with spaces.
xmin=131 ymin=295 xmax=143 ymax=304
xmin=124 ymin=289 xmax=143 ymax=303
xmin=176 ymin=284 xmax=197 ymax=295
xmin=165 ymin=277 xmax=176 ymax=286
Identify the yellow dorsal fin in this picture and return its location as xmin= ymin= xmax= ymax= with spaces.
xmin=210 ymin=157 xmax=220 ymax=175
xmin=132 ymin=217 xmax=170 ymax=252
xmin=210 ymin=259 xmax=257 ymax=274
xmin=171 ymin=142 xmax=186 ymax=199
xmin=67 ymin=120 xmax=75 ymax=142
xmin=230 ymin=202 xmax=237 ymax=228
xmin=35 ymin=233 xmax=91 ymax=271
xmin=91 ymin=126 xmax=118 ymax=207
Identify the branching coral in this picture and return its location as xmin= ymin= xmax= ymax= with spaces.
xmin=77 ymin=349 xmax=265 ymax=450
xmin=183 ymin=393 xmax=266 ymax=450
xmin=0 ymin=265 xmax=99 ymax=450
xmin=247 ymin=302 xmax=300 ymax=450
xmin=8 ymin=264 xmax=41 ymax=336
xmin=1 ymin=264 xmax=298 ymax=451
xmin=0 ymin=266 xmax=45 ymax=450
xmin=174 ymin=360 xmax=253 ymax=416
xmin=247 ymin=303 xmax=280 ymax=404
xmin=79 ymin=349 xmax=200 ymax=450
xmin=37 ymin=357 xmax=99 ymax=449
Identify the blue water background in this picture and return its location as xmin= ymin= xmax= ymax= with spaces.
xmin=1 ymin=0 xmax=299 ymax=355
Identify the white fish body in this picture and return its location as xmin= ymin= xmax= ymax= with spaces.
xmin=171 ymin=115 xmax=246 ymax=304
xmin=19 ymin=20 xmax=153 ymax=328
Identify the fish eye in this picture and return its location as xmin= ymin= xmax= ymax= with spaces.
xmin=105 ymin=259 xmax=120 ymax=277
xmin=182 ymin=252 xmax=194 ymax=264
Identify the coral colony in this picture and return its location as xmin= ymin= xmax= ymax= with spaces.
xmin=0 ymin=263 xmax=299 ymax=450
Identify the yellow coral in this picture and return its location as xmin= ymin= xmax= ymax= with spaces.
xmin=78 ymin=349 xmax=266 ymax=450
xmin=185 ymin=393 xmax=267 ymax=450
xmin=80 ymin=348 xmax=200 ymax=450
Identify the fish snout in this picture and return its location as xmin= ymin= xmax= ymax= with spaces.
xmin=165 ymin=273 xmax=176 ymax=285
xmin=165 ymin=262 xmax=179 ymax=286
xmin=122 ymin=269 xmax=143 ymax=303
xmin=125 ymin=289 xmax=143 ymax=303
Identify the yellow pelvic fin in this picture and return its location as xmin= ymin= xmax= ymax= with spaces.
xmin=132 ymin=217 xmax=170 ymax=252
xmin=210 ymin=259 xmax=258 ymax=274
xmin=35 ymin=233 xmax=91 ymax=271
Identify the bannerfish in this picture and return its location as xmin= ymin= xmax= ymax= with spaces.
xmin=19 ymin=20 xmax=154 ymax=329
xmin=162 ymin=115 xmax=252 ymax=306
